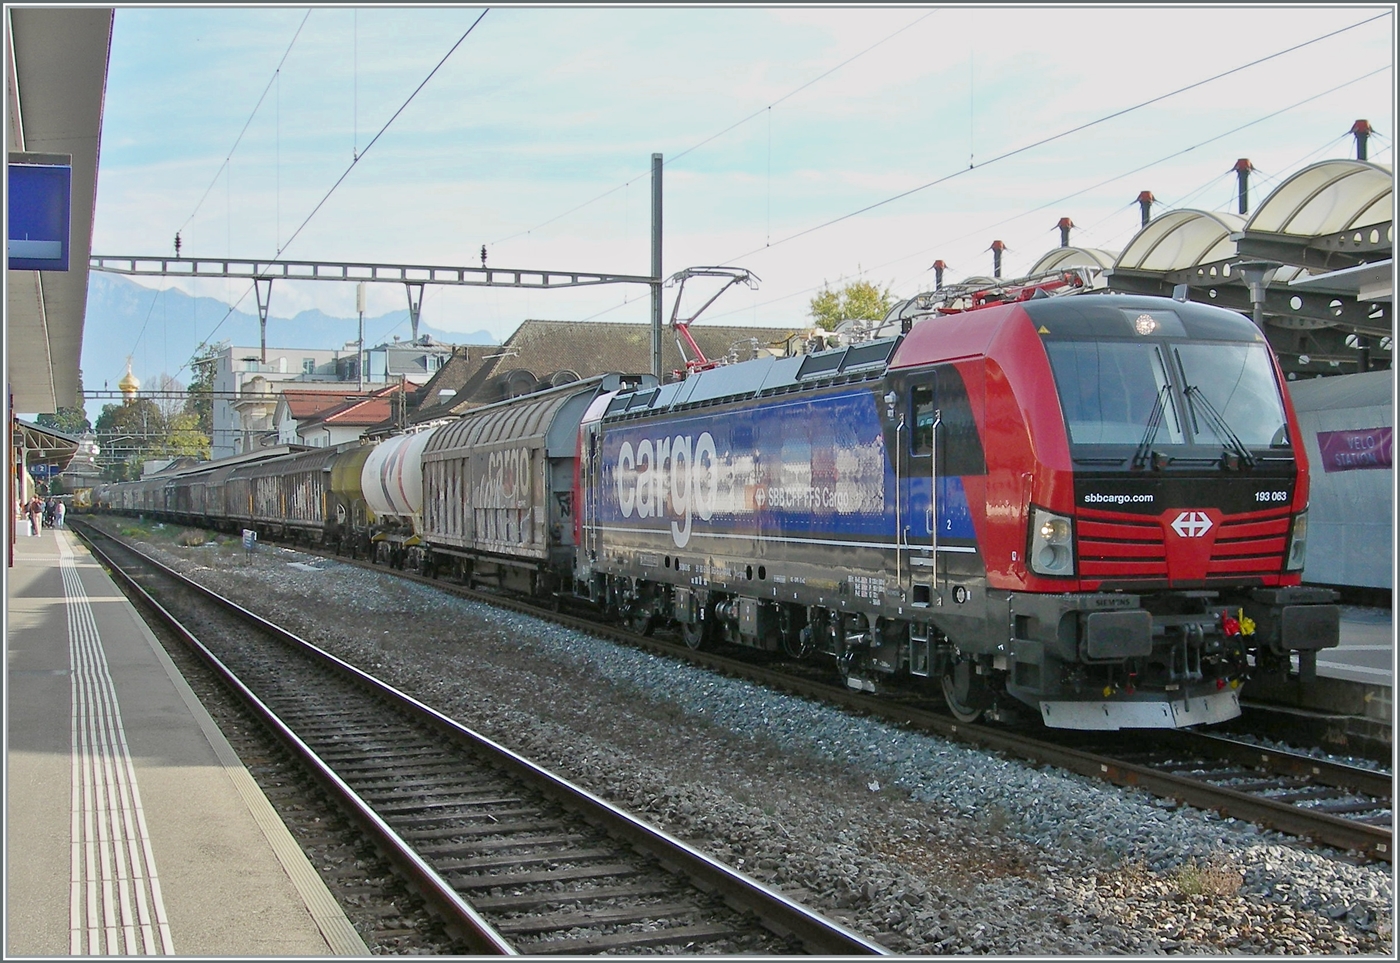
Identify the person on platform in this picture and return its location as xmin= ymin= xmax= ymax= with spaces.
xmin=27 ymin=495 xmax=43 ymax=536
xmin=54 ymin=499 xmax=66 ymax=530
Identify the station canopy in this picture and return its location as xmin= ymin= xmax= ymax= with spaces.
xmin=1243 ymin=159 xmax=1391 ymax=240
xmin=14 ymin=419 xmax=80 ymax=469
xmin=1100 ymin=159 xmax=1392 ymax=376
xmin=1029 ymin=246 xmax=1118 ymax=274
xmin=1114 ymin=210 xmax=1246 ymax=275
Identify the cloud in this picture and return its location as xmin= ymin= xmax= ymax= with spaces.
xmin=90 ymin=3 xmax=1394 ymax=366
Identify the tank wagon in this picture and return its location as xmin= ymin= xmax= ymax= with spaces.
xmin=362 ymin=425 xmax=442 ymax=568
xmin=579 ymin=292 xmax=1340 ymax=729
xmin=93 ymin=292 xmax=1340 ymax=730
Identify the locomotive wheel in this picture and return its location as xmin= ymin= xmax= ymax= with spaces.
xmin=628 ymin=607 xmax=654 ymax=637
xmin=941 ymin=659 xmax=990 ymax=724
xmin=681 ymin=618 xmax=708 ymax=651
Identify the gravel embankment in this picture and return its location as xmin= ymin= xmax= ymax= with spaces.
xmin=114 ymin=523 xmax=1393 ymax=955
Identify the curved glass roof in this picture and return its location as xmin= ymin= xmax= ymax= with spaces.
xmin=1114 ymin=210 xmax=1246 ymax=273
xmin=1244 ymin=159 xmax=1392 ymax=236
xmin=1030 ymin=246 xmax=1117 ymax=273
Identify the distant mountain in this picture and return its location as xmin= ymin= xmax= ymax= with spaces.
xmin=81 ymin=272 xmax=497 ymax=394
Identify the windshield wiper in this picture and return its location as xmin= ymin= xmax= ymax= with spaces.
xmin=1184 ymin=384 xmax=1256 ymax=469
xmin=1132 ymin=384 xmax=1172 ymax=470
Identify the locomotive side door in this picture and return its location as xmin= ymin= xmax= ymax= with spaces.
xmin=907 ymin=369 xmax=940 ymax=601
xmin=897 ymin=370 xmax=941 ymax=607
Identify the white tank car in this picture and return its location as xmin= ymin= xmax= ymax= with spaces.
xmin=361 ymin=426 xmax=444 ymax=563
xmin=1286 ymin=370 xmax=1392 ymax=593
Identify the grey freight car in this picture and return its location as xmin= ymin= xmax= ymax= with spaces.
xmin=419 ymin=373 xmax=653 ymax=595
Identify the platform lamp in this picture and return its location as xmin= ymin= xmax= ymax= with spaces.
xmin=1234 ymin=259 xmax=1280 ymax=331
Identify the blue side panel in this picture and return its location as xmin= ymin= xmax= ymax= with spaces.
xmin=598 ymin=388 xmax=894 ymax=550
xmin=903 ymin=475 xmax=977 ymax=543
xmin=597 ymin=386 xmax=983 ymax=554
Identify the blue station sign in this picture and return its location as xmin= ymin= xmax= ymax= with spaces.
xmin=7 ymin=152 xmax=72 ymax=272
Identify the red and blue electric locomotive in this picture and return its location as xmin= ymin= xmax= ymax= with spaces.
xmin=576 ymin=290 xmax=1340 ymax=729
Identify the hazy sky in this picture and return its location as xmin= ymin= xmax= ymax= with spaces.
xmin=91 ymin=3 xmax=1395 ymax=369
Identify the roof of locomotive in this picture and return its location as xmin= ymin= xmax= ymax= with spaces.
xmin=890 ymin=292 xmax=1266 ymax=369
xmin=601 ymin=338 xmax=901 ymax=421
xmin=599 ymin=294 xmax=1268 ymax=420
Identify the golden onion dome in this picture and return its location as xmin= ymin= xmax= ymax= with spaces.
xmin=118 ymin=359 xmax=140 ymax=400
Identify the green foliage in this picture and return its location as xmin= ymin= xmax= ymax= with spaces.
xmin=95 ymin=399 xmax=167 ymax=474
xmin=93 ymin=397 xmax=207 ymax=468
xmin=167 ymin=410 xmax=211 ymax=459
xmin=808 ymin=278 xmax=895 ymax=331
xmin=37 ymin=405 xmax=92 ymax=435
xmin=101 ymin=459 xmax=140 ymax=482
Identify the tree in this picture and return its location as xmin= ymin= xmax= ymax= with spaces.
xmin=37 ymin=370 xmax=90 ymax=434
xmin=37 ymin=405 xmax=91 ymax=435
xmin=166 ymin=410 xmax=211 ymax=459
xmin=95 ymin=399 xmax=168 ymax=474
xmin=809 ymin=278 xmax=895 ymax=331
xmin=150 ymin=372 xmax=186 ymax=420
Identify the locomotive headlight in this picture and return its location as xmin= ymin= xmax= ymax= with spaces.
xmin=1285 ymin=511 xmax=1308 ymax=571
xmin=1029 ymin=506 xmax=1075 ymax=577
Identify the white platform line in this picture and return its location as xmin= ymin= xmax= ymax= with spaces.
xmin=61 ymin=535 xmax=175 ymax=955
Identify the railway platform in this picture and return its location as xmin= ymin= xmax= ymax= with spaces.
xmin=5 ymin=526 xmax=368 ymax=957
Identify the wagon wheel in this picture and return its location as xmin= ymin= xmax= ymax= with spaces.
xmin=940 ymin=658 xmax=989 ymax=724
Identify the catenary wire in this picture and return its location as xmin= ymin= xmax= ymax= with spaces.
xmin=589 ymin=62 xmax=1391 ymax=326
xmin=176 ymin=8 xmax=490 ymax=378
xmin=704 ymin=65 xmax=1393 ymax=321
xmin=718 ymin=11 xmax=1391 ymax=265
xmin=175 ymin=9 xmax=313 ymax=239
xmin=490 ymin=9 xmax=937 ymax=247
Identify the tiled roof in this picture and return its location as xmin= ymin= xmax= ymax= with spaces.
xmin=299 ymin=386 xmax=402 ymax=430
xmin=280 ymin=390 xmax=372 ymax=419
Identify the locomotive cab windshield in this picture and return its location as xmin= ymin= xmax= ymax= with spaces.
xmin=1036 ymin=302 xmax=1292 ymax=465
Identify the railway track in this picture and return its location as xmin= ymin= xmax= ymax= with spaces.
xmin=76 ymin=523 xmax=888 ymax=956
xmin=286 ymin=529 xmax=1396 ymax=865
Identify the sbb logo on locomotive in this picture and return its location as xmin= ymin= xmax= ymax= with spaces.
xmin=613 ymin=432 xmax=719 ymax=547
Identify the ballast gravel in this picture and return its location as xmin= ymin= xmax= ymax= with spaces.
xmin=119 ymin=526 xmax=1393 ymax=955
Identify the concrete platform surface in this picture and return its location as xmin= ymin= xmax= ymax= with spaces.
xmin=1318 ymin=605 xmax=1394 ymax=687
xmin=5 ymin=527 xmax=368 ymax=956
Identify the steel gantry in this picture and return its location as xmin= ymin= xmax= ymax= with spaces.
xmin=89 ymin=255 xmax=660 ymax=364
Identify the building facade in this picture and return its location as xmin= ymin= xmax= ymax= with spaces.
xmin=211 ymin=339 xmax=455 ymax=458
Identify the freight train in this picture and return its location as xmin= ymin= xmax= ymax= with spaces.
xmin=94 ymin=289 xmax=1341 ymax=730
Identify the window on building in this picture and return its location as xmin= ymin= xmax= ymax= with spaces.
xmin=303 ymin=358 xmax=316 ymax=374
